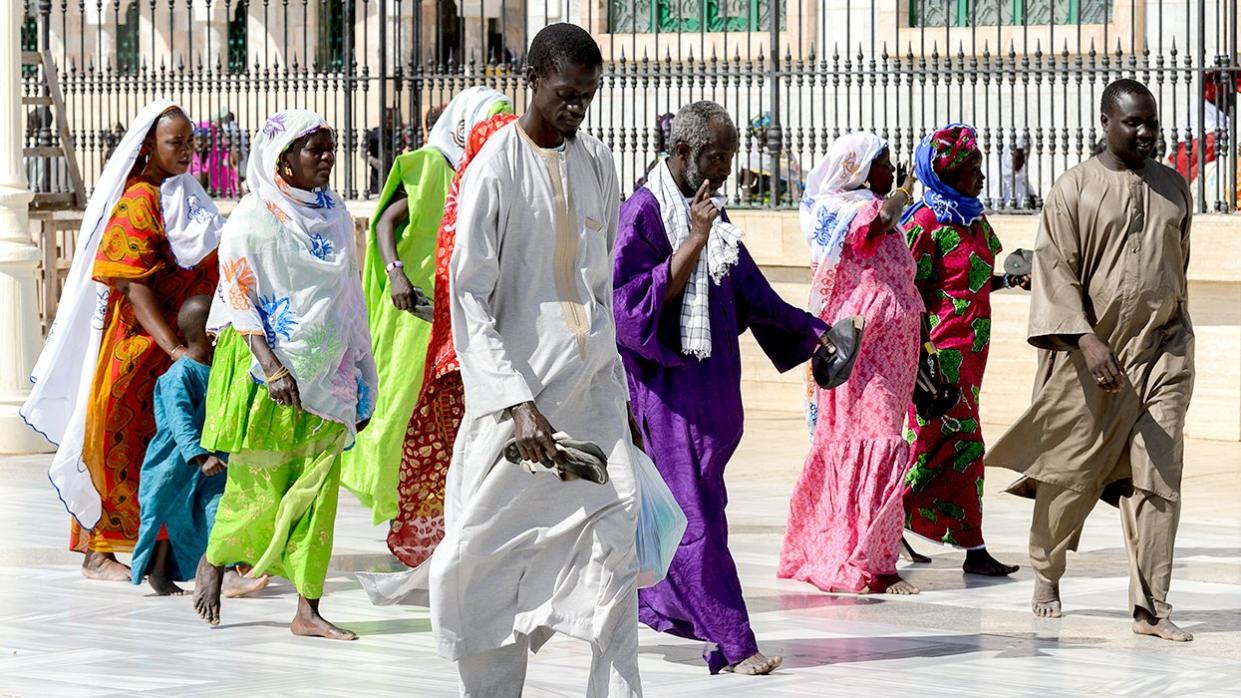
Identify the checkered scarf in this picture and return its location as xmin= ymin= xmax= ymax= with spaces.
xmin=645 ymin=160 xmax=743 ymax=359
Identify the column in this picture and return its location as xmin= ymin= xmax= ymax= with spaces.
xmin=0 ymin=0 xmax=53 ymax=454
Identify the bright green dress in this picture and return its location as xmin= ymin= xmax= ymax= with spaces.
xmin=203 ymin=327 xmax=347 ymax=599
xmin=338 ymin=147 xmax=453 ymax=524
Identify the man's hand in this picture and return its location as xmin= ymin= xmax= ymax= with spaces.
xmin=1078 ymin=333 xmax=1122 ymax=393
xmin=1008 ymin=273 xmax=1032 ymax=291
xmin=817 ymin=332 xmax=837 ymax=356
xmin=511 ymin=401 xmax=563 ymax=466
xmin=688 ymin=180 xmax=719 ymax=242
xmin=388 ymin=269 xmax=419 ymax=312
xmin=197 ymin=455 xmax=227 ymax=477
xmin=626 ymin=404 xmax=645 ymax=453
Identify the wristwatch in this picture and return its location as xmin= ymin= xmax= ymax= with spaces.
xmin=385 ymin=260 xmax=404 ymax=273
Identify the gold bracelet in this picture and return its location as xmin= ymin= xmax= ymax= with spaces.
xmin=267 ymin=366 xmax=290 ymax=383
xmin=170 ymin=344 xmax=187 ymax=358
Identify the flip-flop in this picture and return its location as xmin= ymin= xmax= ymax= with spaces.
xmin=504 ymin=432 xmax=610 ymax=485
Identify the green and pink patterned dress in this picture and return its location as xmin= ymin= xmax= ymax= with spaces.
xmin=902 ymin=204 xmax=1001 ymax=549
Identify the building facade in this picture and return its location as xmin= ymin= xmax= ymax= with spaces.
xmin=19 ymin=0 xmax=1241 ymax=211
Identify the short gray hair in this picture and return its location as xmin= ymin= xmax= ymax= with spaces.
xmin=669 ymin=101 xmax=735 ymax=155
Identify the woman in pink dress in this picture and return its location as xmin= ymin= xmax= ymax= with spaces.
xmin=779 ymin=133 xmax=924 ymax=594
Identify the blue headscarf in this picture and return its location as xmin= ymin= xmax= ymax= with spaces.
xmin=900 ymin=123 xmax=986 ymax=228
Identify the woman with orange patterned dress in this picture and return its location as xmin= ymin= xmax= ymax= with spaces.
xmin=24 ymin=100 xmax=222 ymax=585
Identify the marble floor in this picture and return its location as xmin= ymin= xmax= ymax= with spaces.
xmin=2 ymin=414 xmax=1239 ymax=697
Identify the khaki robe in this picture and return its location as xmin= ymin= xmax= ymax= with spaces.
xmin=989 ymin=157 xmax=1194 ymax=505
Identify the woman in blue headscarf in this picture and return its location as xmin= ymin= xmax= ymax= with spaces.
xmin=900 ymin=123 xmax=1030 ymax=577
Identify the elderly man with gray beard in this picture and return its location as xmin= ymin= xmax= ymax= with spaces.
xmin=612 ymin=101 xmax=831 ymax=675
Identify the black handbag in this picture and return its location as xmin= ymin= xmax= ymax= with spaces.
xmin=912 ymin=325 xmax=960 ymax=421
xmin=811 ymin=316 xmax=865 ymax=390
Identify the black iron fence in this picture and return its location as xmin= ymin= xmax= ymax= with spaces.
xmin=19 ymin=0 xmax=1241 ymax=212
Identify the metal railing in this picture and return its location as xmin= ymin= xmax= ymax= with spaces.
xmin=19 ymin=0 xmax=1241 ymax=212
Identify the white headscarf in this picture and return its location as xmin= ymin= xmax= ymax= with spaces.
xmin=800 ymin=133 xmax=888 ymax=433
xmin=21 ymin=99 xmax=224 ymax=528
xmin=207 ymin=109 xmax=378 ymax=441
xmin=800 ymin=132 xmax=888 ymax=283
xmin=426 ymin=87 xmax=513 ymax=168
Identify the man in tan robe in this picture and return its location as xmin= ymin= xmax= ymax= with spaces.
xmin=989 ymin=79 xmax=1195 ymax=642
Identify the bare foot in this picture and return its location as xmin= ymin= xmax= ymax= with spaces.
xmin=148 ymin=572 xmax=188 ymax=596
xmin=1032 ymin=579 xmax=1062 ymax=618
xmin=192 ymin=555 xmax=224 ymax=626
xmin=869 ymin=574 xmax=920 ymax=595
xmin=1133 ymin=608 xmax=1193 ymax=642
xmin=81 ymin=551 xmax=131 ymax=581
xmin=291 ymin=596 xmax=357 ymax=641
xmin=962 ymin=548 xmax=1020 ymax=576
xmin=723 ymin=651 xmax=782 ymax=675
xmin=222 ymin=568 xmax=270 ymax=598
xmin=146 ymin=540 xmax=187 ymax=595
xmin=901 ymin=537 xmax=932 ymax=564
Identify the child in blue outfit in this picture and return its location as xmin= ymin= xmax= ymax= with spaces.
xmin=130 ymin=295 xmax=266 ymax=597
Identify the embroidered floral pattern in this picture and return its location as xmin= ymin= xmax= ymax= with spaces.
xmin=308 ymin=233 xmax=334 ymax=261
xmin=290 ymin=323 xmax=343 ymax=382
xmin=257 ymin=294 xmax=298 ymax=346
xmin=221 ymin=257 xmax=257 ymax=310
xmin=265 ymin=200 xmax=291 ymax=225
xmin=261 ymin=113 xmax=287 ymax=137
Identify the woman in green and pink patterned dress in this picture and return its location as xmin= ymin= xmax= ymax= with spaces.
xmin=900 ymin=124 xmax=1029 ymax=576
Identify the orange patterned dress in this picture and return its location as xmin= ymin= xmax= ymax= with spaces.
xmin=73 ymin=178 xmax=219 ymax=553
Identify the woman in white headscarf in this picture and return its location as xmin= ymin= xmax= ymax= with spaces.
xmin=340 ymin=87 xmax=512 ymax=527
xmin=779 ymin=133 xmax=925 ymax=595
xmin=194 ymin=109 xmax=378 ymax=640
xmin=21 ymin=99 xmax=223 ymax=587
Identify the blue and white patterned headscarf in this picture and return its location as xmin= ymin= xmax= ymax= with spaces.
xmin=901 ymin=122 xmax=985 ymax=228
xmin=800 ymin=133 xmax=888 ymax=277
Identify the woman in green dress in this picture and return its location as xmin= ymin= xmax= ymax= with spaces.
xmin=340 ymin=87 xmax=512 ymax=525
xmin=192 ymin=109 xmax=379 ymax=640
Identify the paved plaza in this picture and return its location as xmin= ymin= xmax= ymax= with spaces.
xmin=1 ymin=412 xmax=1238 ymax=697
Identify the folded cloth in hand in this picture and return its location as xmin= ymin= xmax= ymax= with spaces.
xmin=811 ymin=315 xmax=866 ymax=390
xmin=503 ymin=431 xmax=609 ymax=485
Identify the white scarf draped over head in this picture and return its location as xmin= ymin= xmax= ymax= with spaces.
xmin=207 ymin=109 xmax=378 ymax=441
xmin=426 ymin=86 xmax=513 ymax=168
xmin=21 ymin=99 xmax=224 ymax=528
xmin=643 ymin=159 xmax=743 ymax=360
xmin=800 ymin=132 xmax=888 ymax=315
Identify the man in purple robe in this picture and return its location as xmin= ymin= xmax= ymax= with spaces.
xmin=612 ymin=101 xmax=830 ymax=675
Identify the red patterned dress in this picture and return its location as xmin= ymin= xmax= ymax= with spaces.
xmin=901 ymin=205 xmax=1001 ymax=549
xmin=387 ymin=114 xmax=519 ymax=567
xmin=74 ymin=178 xmax=219 ymax=553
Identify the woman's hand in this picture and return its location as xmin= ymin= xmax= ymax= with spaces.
xmin=388 ymin=269 xmax=418 ymax=312
xmin=267 ymin=369 xmax=302 ymax=410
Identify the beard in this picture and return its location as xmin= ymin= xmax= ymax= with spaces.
xmin=684 ymin=155 xmax=706 ymax=192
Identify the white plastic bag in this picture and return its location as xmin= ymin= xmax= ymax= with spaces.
xmin=632 ymin=446 xmax=688 ymax=588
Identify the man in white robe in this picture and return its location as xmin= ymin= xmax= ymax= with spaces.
xmin=428 ymin=24 xmax=643 ymax=697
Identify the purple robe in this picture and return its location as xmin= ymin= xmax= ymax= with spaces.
xmin=613 ymin=188 xmax=827 ymax=673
